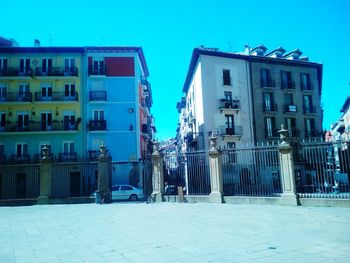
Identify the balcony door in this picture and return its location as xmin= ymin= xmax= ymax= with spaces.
xmin=0 ymin=58 xmax=8 ymax=72
xmin=63 ymin=142 xmax=75 ymax=154
xmin=19 ymin=58 xmax=30 ymax=74
xmin=16 ymin=143 xmax=28 ymax=157
xmin=0 ymin=85 xmax=6 ymax=101
xmin=0 ymin=112 xmax=5 ymax=131
xmin=64 ymin=111 xmax=75 ymax=130
xmin=93 ymin=60 xmax=104 ymax=74
xmin=286 ymin=118 xmax=296 ymax=137
xmin=41 ymin=84 xmax=52 ymax=101
xmin=263 ymin=93 xmax=273 ymax=111
xmin=41 ymin=112 xmax=52 ymax=131
xmin=64 ymin=58 xmax=75 ymax=73
xmin=17 ymin=113 xmax=29 ymax=130
xmin=224 ymin=91 xmax=232 ymax=108
xmin=65 ymin=84 xmax=75 ymax=99
xmin=225 ymin=114 xmax=234 ymax=135
xmin=18 ymin=83 xmax=29 ymax=100
xmin=41 ymin=58 xmax=53 ymax=75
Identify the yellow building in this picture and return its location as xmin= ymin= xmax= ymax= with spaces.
xmin=0 ymin=47 xmax=85 ymax=162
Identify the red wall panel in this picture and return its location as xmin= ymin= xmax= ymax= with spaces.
xmin=105 ymin=57 xmax=135 ymax=76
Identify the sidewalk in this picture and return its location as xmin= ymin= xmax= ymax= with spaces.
xmin=0 ymin=202 xmax=349 ymax=263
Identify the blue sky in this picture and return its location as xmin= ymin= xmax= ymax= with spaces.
xmin=2 ymin=0 xmax=349 ymax=140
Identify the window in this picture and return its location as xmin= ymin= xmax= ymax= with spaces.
xmin=17 ymin=113 xmax=29 ymax=129
xmin=93 ymin=110 xmax=104 ymax=121
xmin=111 ymin=185 xmax=120 ymax=191
xmin=65 ymin=84 xmax=75 ymax=97
xmin=41 ymin=112 xmax=52 ymax=131
xmin=0 ymin=58 xmax=8 ymax=72
xmin=0 ymin=85 xmax=7 ymax=101
xmin=16 ymin=143 xmax=28 ymax=156
xmin=281 ymin=71 xmax=293 ymax=89
xmin=263 ymin=92 xmax=275 ymax=111
xmin=0 ymin=144 xmax=4 ymax=155
xmin=303 ymin=95 xmax=314 ymax=113
xmin=285 ymin=118 xmax=297 ymax=137
xmin=41 ymin=83 xmax=52 ymax=100
xmin=223 ymin=69 xmax=231 ymax=86
xmin=121 ymin=185 xmax=133 ymax=191
xmin=305 ymin=119 xmax=316 ymax=137
xmin=301 ymin=73 xmax=311 ymax=90
xmin=0 ymin=112 xmax=5 ymax=130
xmin=265 ymin=117 xmax=276 ymax=137
xmin=64 ymin=58 xmax=75 ymax=71
xmin=260 ymin=69 xmax=274 ymax=87
xmin=93 ymin=60 xmax=105 ymax=74
xmin=225 ymin=114 xmax=234 ymax=135
xmin=41 ymin=58 xmax=53 ymax=74
xmin=64 ymin=111 xmax=75 ymax=130
xmin=19 ymin=58 xmax=30 ymax=74
xmin=63 ymin=142 xmax=75 ymax=154
xmin=18 ymin=83 xmax=29 ymax=97
xmin=224 ymin=91 xmax=232 ymax=108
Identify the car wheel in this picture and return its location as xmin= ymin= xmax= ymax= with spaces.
xmin=130 ymin=194 xmax=138 ymax=201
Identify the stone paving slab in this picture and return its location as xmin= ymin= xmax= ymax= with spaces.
xmin=0 ymin=202 xmax=349 ymax=262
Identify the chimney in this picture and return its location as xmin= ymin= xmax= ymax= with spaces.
xmin=34 ymin=39 xmax=40 ymax=47
xmin=244 ymin=44 xmax=250 ymax=55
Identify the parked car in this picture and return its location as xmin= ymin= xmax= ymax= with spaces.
xmin=111 ymin=185 xmax=144 ymax=201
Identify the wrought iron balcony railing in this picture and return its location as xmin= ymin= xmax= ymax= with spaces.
xmin=89 ymin=120 xmax=106 ymax=131
xmin=281 ymin=81 xmax=295 ymax=89
xmin=10 ymin=154 xmax=30 ymax=163
xmin=0 ymin=121 xmax=78 ymax=132
xmin=58 ymin=152 xmax=77 ymax=162
xmin=303 ymin=106 xmax=317 ymax=114
xmin=263 ymin=103 xmax=278 ymax=112
xmin=219 ymin=99 xmax=240 ymax=110
xmin=219 ymin=126 xmax=243 ymax=136
xmin=260 ymin=79 xmax=276 ymax=88
xmin=35 ymin=92 xmax=78 ymax=102
xmin=35 ymin=67 xmax=78 ymax=77
xmin=0 ymin=92 xmax=32 ymax=102
xmin=301 ymin=82 xmax=314 ymax=91
xmin=0 ymin=67 xmax=33 ymax=77
xmin=89 ymin=91 xmax=107 ymax=101
xmin=88 ymin=67 xmax=106 ymax=75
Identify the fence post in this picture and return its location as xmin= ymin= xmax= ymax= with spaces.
xmin=277 ymin=125 xmax=299 ymax=206
xmin=97 ymin=142 xmax=111 ymax=203
xmin=37 ymin=144 xmax=52 ymax=204
xmin=151 ymin=141 xmax=164 ymax=202
xmin=208 ymin=134 xmax=223 ymax=203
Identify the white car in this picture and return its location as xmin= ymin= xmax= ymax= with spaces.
xmin=111 ymin=185 xmax=144 ymax=201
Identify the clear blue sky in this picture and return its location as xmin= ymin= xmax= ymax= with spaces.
xmin=2 ymin=0 xmax=349 ymax=141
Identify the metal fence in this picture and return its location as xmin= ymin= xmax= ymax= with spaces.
xmin=294 ymin=140 xmax=350 ymax=198
xmin=0 ymin=163 xmax=40 ymax=199
xmin=163 ymin=151 xmax=211 ymax=195
xmin=221 ymin=144 xmax=282 ymax=197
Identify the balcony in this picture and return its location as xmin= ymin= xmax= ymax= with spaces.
xmin=88 ymin=67 xmax=106 ymax=76
xmin=219 ymin=99 xmax=240 ymax=111
xmin=141 ymin=124 xmax=148 ymax=134
xmin=10 ymin=154 xmax=30 ymax=163
xmin=305 ymin=129 xmax=323 ymax=138
xmin=263 ymin=104 xmax=278 ymax=112
xmin=89 ymin=91 xmax=107 ymax=101
xmin=301 ymin=82 xmax=314 ymax=91
xmin=88 ymin=150 xmax=99 ymax=161
xmin=219 ymin=126 xmax=243 ymax=136
xmin=0 ymin=92 xmax=32 ymax=103
xmin=284 ymin=104 xmax=297 ymax=113
xmin=34 ymin=153 xmax=54 ymax=162
xmin=0 ymin=67 xmax=33 ymax=77
xmin=287 ymin=128 xmax=300 ymax=137
xmin=0 ymin=154 xmax=6 ymax=164
xmin=0 ymin=121 xmax=78 ymax=133
xmin=260 ymin=79 xmax=276 ymax=88
xmin=35 ymin=92 xmax=78 ymax=102
xmin=281 ymin=81 xmax=295 ymax=89
xmin=89 ymin=120 xmax=106 ymax=131
xmin=59 ymin=152 xmax=77 ymax=162
xmin=35 ymin=67 xmax=78 ymax=77
xmin=303 ymin=106 xmax=316 ymax=114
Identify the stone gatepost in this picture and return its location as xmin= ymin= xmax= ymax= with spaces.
xmin=97 ymin=142 xmax=111 ymax=203
xmin=277 ymin=125 xmax=299 ymax=206
xmin=208 ymin=133 xmax=223 ymax=203
xmin=151 ymin=141 xmax=164 ymax=202
xmin=37 ymin=144 xmax=52 ymax=205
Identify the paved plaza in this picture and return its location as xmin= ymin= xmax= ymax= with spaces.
xmin=0 ymin=202 xmax=349 ymax=263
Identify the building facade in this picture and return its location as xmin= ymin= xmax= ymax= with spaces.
xmin=330 ymin=96 xmax=350 ymax=141
xmin=177 ymin=45 xmax=323 ymax=150
xmin=0 ymin=46 xmax=85 ymax=162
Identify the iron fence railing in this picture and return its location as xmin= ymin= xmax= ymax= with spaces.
xmin=221 ymin=145 xmax=281 ymax=197
xmin=294 ymin=140 xmax=350 ymax=198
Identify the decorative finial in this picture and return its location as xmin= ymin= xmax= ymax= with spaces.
xmin=99 ymin=141 xmax=107 ymax=159
xmin=41 ymin=144 xmax=50 ymax=160
xmin=278 ymin=124 xmax=289 ymax=145
xmin=209 ymin=131 xmax=218 ymax=150
xmin=152 ymin=140 xmax=160 ymax=155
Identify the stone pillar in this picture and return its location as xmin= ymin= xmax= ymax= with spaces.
xmin=208 ymin=134 xmax=223 ymax=203
xmin=37 ymin=144 xmax=52 ymax=204
xmin=97 ymin=142 xmax=111 ymax=203
xmin=151 ymin=141 xmax=164 ymax=202
xmin=277 ymin=125 xmax=298 ymax=206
